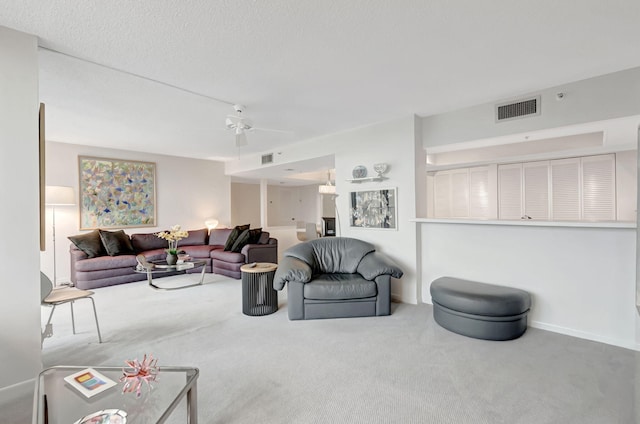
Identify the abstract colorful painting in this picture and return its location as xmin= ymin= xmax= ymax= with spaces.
xmin=79 ymin=156 xmax=156 ymax=229
xmin=350 ymin=188 xmax=397 ymax=229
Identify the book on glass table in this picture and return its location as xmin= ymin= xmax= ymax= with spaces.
xmin=63 ymin=368 xmax=117 ymax=398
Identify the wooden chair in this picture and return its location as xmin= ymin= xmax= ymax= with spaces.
xmin=40 ymin=272 xmax=102 ymax=345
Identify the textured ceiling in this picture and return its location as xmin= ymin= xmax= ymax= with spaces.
xmin=1 ymin=0 xmax=640 ymax=169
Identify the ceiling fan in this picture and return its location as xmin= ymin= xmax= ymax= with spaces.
xmin=225 ymin=104 xmax=290 ymax=147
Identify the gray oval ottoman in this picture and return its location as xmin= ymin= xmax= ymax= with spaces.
xmin=430 ymin=277 xmax=531 ymax=341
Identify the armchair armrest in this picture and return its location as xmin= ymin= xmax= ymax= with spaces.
xmin=357 ymin=251 xmax=403 ymax=281
xmin=273 ymin=256 xmax=312 ymax=290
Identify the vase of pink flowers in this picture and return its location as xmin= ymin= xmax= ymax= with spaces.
xmin=156 ymin=225 xmax=189 ymax=265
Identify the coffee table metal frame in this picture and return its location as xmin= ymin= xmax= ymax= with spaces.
xmin=33 ymin=365 xmax=199 ymax=424
xmin=135 ymin=258 xmax=208 ymax=290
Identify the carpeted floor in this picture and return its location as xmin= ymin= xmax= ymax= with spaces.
xmin=4 ymin=273 xmax=639 ymax=423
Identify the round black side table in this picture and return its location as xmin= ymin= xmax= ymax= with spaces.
xmin=240 ymin=262 xmax=278 ymax=316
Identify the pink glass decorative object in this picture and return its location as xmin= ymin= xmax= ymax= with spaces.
xmin=120 ymin=354 xmax=160 ymax=398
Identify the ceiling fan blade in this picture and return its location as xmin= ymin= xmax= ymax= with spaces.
xmin=225 ymin=117 xmax=235 ymax=129
xmin=235 ymin=131 xmax=248 ymax=147
xmin=252 ymin=126 xmax=293 ymax=134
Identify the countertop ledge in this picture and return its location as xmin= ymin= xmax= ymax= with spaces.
xmin=411 ymin=218 xmax=636 ymax=229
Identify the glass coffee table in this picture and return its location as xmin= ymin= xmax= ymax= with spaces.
xmin=33 ymin=365 xmax=199 ymax=424
xmin=135 ymin=255 xmax=207 ymax=290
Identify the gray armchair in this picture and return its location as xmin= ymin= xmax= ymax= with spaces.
xmin=273 ymin=237 xmax=403 ymax=320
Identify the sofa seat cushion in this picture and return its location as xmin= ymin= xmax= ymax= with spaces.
xmin=210 ymin=249 xmax=245 ymax=263
xmin=304 ymin=273 xmax=377 ymax=301
xmin=430 ymin=277 xmax=531 ymax=317
xmin=75 ymin=255 xmax=138 ymax=272
xmin=180 ymin=245 xmax=214 ymax=258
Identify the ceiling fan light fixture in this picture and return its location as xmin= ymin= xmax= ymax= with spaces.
xmin=235 ymin=131 xmax=248 ymax=147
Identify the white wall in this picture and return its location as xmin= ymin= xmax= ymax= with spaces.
xmin=335 ymin=117 xmax=420 ymax=303
xmin=230 ymin=182 xmax=261 ymax=227
xmin=421 ymin=222 xmax=637 ymax=349
xmin=42 ymin=141 xmax=230 ymax=283
xmin=423 ymin=67 xmax=640 ymax=148
xmin=266 ymin=184 xmax=321 ymax=227
xmin=420 ymin=67 xmax=640 ymax=349
xmin=227 ymin=116 xmax=422 ymax=304
xmin=0 ymin=26 xmax=42 ymax=390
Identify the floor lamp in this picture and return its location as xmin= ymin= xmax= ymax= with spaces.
xmin=45 ymin=186 xmax=76 ymax=286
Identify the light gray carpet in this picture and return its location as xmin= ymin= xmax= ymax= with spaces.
xmin=4 ymin=273 xmax=639 ymax=423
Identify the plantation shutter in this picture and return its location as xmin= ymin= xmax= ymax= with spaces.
xmin=469 ymin=166 xmax=491 ymax=219
xmin=498 ymin=163 xmax=522 ymax=220
xmin=523 ymin=161 xmax=549 ymax=220
xmin=550 ymin=158 xmax=581 ymax=220
xmin=450 ymin=169 xmax=469 ymax=218
xmin=433 ymin=172 xmax=451 ymax=218
xmin=582 ymin=154 xmax=615 ymax=221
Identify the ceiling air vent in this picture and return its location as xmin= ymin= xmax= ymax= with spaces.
xmin=495 ymin=96 xmax=540 ymax=122
xmin=261 ymin=153 xmax=274 ymax=165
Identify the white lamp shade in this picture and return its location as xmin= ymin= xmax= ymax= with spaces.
xmin=205 ymin=218 xmax=219 ymax=230
xmin=45 ymin=186 xmax=76 ymax=206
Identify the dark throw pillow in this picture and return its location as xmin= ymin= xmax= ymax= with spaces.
xmin=247 ymin=228 xmax=262 ymax=244
xmin=231 ymin=229 xmax=251 ymax=253
xmin=68 ymin=229 xmax=105 ymax=258
xmin=223 ymin=224 xmax=250 ymax=251
xmin=257 ymin=231 xmax=270 ymax=245
xmin=98 ymin=229 xmax=135 ymax=256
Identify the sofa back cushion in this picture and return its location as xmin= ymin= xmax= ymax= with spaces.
xmin=131 ymin=232 xmax=167 ymax=252
xmin=177 ymin=228 xmax=208 ymax=247
xmin=224 ymin=224 xmax=250 ymax=251
xmin=99 ymin=229 xmax=135 ymax=256
xmin=68 ymin=229 xmax=106 ymax=258
xmin=248 ymin=228 xmax=262 ymax=244
xmin=209 ymin=228 xmax=233 ymax=247
xmin=285 ymin=237 xmax=375 ymax=274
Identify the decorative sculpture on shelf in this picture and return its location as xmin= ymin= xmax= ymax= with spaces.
xmin=373 ymin=163 xmax=388 ymax=178
xmin=120 ymin=354 xmax=159 ymax=398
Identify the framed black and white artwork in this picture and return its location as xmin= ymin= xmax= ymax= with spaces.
xmin=349 ymin=188 xmax=397 ymax=229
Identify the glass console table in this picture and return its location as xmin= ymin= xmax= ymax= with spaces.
xmin=33 ymin=365 xmax=199 ymax=424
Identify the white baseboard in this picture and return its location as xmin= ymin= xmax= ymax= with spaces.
xmin=530 ymin=320 xmax=640 ymax=351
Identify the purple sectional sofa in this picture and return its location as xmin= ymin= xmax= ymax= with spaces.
xmin=70 ymin=228 xmax=278 ymax=289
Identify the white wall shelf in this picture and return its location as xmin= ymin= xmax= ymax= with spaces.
xmin=346 ymin=176 xmax=388 ymax=183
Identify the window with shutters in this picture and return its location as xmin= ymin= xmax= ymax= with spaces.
xmin=498 ymin=164 xmax=522 ymax=220
xmin=550 ymin=158 xmax=581 ymax=220
xmin=432 ymin=167 xmax=492 ymax=219
xmin=523 ymin=161 xmax=549 ymax=220
xmin=582 ymin=155 xmax=615 ymax=220
xmin=429 ymin=154 xmax=620 ymax=222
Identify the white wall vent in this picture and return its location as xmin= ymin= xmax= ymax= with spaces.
xmin=495 ymin=96 xmax=540 ymax=122
xmin=261 ymin=153 xmax=274 ymax=165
